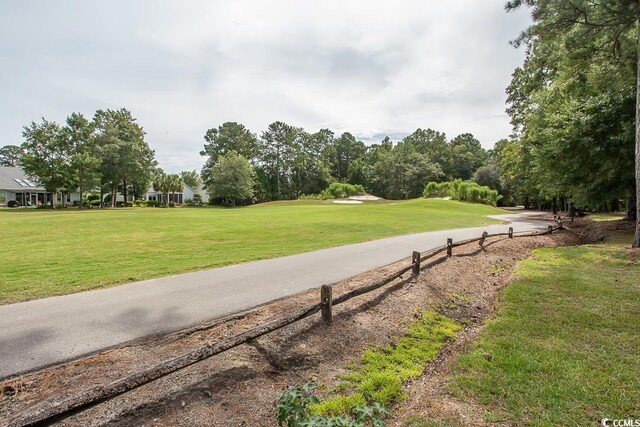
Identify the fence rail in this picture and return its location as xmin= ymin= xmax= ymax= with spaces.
xmin=7 ymin=222 xmax=564 ymax=427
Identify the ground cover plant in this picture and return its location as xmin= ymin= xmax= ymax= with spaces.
xmin=311 ymin=312 xmax=460 ymax=417
xmin=0 ymin=198 xmax=505 ymax=303
xmin=447 ymin=236 xmax=640 ymax=426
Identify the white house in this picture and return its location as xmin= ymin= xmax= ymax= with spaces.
xmin=143 ymin=183 xmax=209 ymax=204
xmin=0 ymin=166 xmax=81 ymax=207
xmin=0 ymin=166 xmax=209 ymax=207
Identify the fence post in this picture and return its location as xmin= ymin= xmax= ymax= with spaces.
xmin=412 ymin=251 xmax=420 ymax=277
xmin=548 ymin=225 xmax=553 ymax=234
xmin=479 ymin=231 xmax=488 ymax=247
xmin=447 ymin=238 xmax=453 ymax=256
xmin=321 ymin=285 xmax=332 ymax=323
xmin=508 ymin=227 xmax=513 ymax=239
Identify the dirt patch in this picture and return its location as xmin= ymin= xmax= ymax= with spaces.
xmin=1 ymin=220 xmax=600 ymax=427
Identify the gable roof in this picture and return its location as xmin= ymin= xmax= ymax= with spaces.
xmin=0 ymin=166 xmax=46 ymax=191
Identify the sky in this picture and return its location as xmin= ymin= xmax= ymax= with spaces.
xmin=0 ymin=1 xmax=532 ymax=173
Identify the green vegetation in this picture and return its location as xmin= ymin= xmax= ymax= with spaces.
xmin=200 ymin=122 xmax=490 ymax=202
xmin=589 ymin=214 xmax=625 ymax=222
xmin=501 ymin=1 xmax=639 ymax=245
xmin=448 ymin=239 xmax=640 ymax=426
xmin=277 ymin=383 xmax=387 ymax=427
xmin=313 ymin=312 xmax=460 ymax=416
xmin=319 ymin=183 xmax=366 ymax=200
xmin=423 ymin=179 xmax=500 ymax=206
xmin=204 ymin=151 xmax=256 ymax=206
xmin=0 ymin=199 xmax=505 ymax=303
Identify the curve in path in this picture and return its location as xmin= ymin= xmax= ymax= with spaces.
xmin=0 ymin=213 xmax=548 ymax=379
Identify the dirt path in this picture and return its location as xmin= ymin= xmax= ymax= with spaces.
xmin=2 ymin=219 xmax=612 ymax=427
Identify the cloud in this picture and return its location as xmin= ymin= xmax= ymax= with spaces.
xmin=0 ymin=0 xmax=531 ymax=172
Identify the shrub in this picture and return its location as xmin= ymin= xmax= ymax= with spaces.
xmin=423 ymin=179 xmax=500 ymax=206
xmin=320 ymin=182 xmax=366 ymax=200
xmin=299 ymin=194 xmax=322 ymax=200
xmin=276 ymin=383 xmax=387 ymax=427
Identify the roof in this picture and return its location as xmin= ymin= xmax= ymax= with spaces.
xmin=0 ymin=166 xmax=46 ymax=191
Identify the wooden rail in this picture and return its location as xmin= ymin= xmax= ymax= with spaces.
xmin=6 ymin=222 xmax=563 ymax=427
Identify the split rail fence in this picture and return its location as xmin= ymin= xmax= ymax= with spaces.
xmin=7 ymin=221 xmax=564 ymax=427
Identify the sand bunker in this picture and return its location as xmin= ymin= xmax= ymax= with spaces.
xmin=349 ymin=195 xmax=381 ymax=201
xmin=332 ymin=200 xmax=363 ymax=204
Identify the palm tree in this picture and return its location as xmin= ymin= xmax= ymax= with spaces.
xmin=153 ymin=171 xmax=171 ymax=207
xmin=168 ymin=174 xmax=183 ymax=206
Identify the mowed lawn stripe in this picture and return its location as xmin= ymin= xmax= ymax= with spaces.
xmin=0 ymin=199 xmax=505 ymax=303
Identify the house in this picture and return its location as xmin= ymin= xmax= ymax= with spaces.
xmin=0 ymin=166 xmax=81 ymax=207
xmin=143 ymin=183 xmax=209 ymax=204
xmin=0 ymin=165 xmax=209 ymax=207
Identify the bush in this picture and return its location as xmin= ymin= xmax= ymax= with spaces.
xmin=319 ymin=182 xmax=366 ymax=200
xmin=299 ymin=194 xmax=322 ymax=200
xmin=423 ymin=179 xmax=500 ymax=206
xmin=277 ymin=383 xmax=387 ymax=427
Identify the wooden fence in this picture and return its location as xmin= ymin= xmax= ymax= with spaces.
xmin=6 ymin=222 xmax=564 ymax=427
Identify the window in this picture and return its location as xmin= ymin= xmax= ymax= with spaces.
xmin=0 ymin=192 xmax=6 ymax=204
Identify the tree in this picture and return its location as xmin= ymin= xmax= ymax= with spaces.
xmin=505 ymin=0 xmax=640 ymax=245
xmin=472 ymin=162 xmax=502 ymax=193
xmin=201 ymin=122 xmax=258 ymax=186
xmin=168 ymin=174 xmax=183 ymax=205
xmin=327 ymin=132 xmax=367 ymax=180
xmin=259 ymin=121 xmax=298 ymax=200
xmin=21 ymin=119 xmax=67 ymax=208
xmin=93 ymin=109 xmax=156 ymax=207
xmin=205 ymin=151 xmax=256 ymax=206
xmin=448 ymin=133 xmax=488 ymax=180
xmin=402 ymin=129 xmax=450 ymax=176
xmin=0 ymin=145 xmax=23 ymax=167
xmin=153 ymin=170 xmax=171 ymax=207
xmin=61 ymin=113 xmax=100 ymax=209
xmin=180 ymin=170 xmax=201 ymax=188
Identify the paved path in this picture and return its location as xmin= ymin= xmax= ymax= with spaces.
xmin=0 ymin=213 xmax=548 ymax=379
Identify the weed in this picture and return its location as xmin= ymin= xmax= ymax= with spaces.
xmin=313 ymin=312 xmax=460 ymax=416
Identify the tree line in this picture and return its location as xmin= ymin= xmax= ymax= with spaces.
xmin=200 ymin=122 xmax=493 ymax=205
xmin=500 ymin=0 xmax=640 ymax=247
xmin=0 ymin=109 xmax=209 ymax=208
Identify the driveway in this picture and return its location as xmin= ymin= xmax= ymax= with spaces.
xmin=0 ymin=213 xmax=548 ymax=379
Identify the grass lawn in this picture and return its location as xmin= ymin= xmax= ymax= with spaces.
xmin=447 ymin=234 xmax=640 ymax=426
xmin=589 ymin=214 xmax=625 ymax=222
xmin=0 ymin=199 xmax=505 ymax=304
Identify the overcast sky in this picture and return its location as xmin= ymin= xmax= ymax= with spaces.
xmin=0 ymin=1 xmax=531 ymax=173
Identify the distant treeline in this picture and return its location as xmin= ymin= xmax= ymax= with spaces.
xmin=200 ymin=122 xmax=499 ymax=203
xmin=1 ymin=115 xmax=507 ymax=208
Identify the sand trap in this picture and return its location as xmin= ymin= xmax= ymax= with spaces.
xmin=349 ymin=194 xmax=381 ymax=201
xmin=333 ymin=200 xmax=363 ymax=204
xmin=429 ymin=196 xmax=452 ymax=200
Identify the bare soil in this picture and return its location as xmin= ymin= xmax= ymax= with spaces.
xmin=1 ymin=218 xmax=625 ymax=427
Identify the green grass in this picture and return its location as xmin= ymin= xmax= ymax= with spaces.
xmin=449 ymin=237 xmax=640 ymax=426
xmin=589 ymin=214 xmax=625 ymax=222
xmin=313 ymin=312 xmax=460 ymax=416
xmin=0 ymin=199 xmax=505 ymax=303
